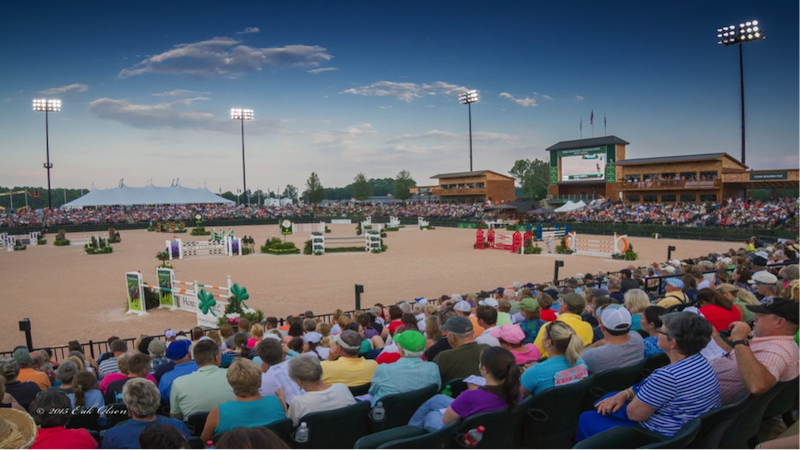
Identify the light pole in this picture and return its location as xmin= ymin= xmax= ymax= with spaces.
xmin=717 ymin=20 xmax=765 ymax=166
xmin=458 ymin=90 xmax=479 ymax=172
xmin=231 ymin=108 xmax=254 ymax=205
xmin=32 ymin=99 xmax=61 ymax=211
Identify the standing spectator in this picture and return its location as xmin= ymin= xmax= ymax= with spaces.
xmin=368 ymin=330 xmax=441 ymax=404
xmin=0 ymin=358 xmax=40 ymax=411
xmin=13 ymin=347 xmax=50 ymax=391
xmin=29 ymin=391 xmax=97 ymax=449
xmin=170 ymin=340 xmax=235 ymax=420
xmin=98 ymin=340 xmax=127 ymax=380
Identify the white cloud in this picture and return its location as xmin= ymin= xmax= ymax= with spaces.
xmin=574 ymin=95 xmax=584 ymax=102
xmin=307 ymin=67 xmax=339 ymax=74
xmin=342 ymin=80 xmax=473 ymax=102
xmin=87 ymin=97 xmax=281 ymax=134
xmin=40 ymin=83 xmax=89 ymax=95
xmin=542 ymin=94 xmax=554 ymax=101
xmin=152 ymin=89 xmax=206 ymax=98
xmin=498 ymin=92 xmax=537 ymax=107
xmin=236 ymin=27 xmax=260 ymax=35
xmin=119 ymin=37 xmax=333 ymax=78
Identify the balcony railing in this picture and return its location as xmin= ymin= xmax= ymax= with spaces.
xmin=620 ymin=179 xmax=721 ymax=190
xmin=547 ymin=194 xmax=601 ymax=202
xmin=430 ymin=187 xmax=486 ymax=196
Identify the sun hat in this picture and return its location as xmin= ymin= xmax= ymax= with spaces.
xmin=394 ymin=330 xmax=426 ymax=352
xmin=441 ymin=316 xmax=474 ymax=334
xmin=600 ymin=305 xmax=632 ymax=332
xmin=0 ymin=408 xmax=37 ymax=449
xmin=454 ymin=301 xmax=472 ymax=312
xmin=749 ymin=271 xmax=778 ymax=285
xmin=518 ymin=298 xmax=540 ymax=313
xmin=166 ymin=339 xmax=191 ymax=360
xmin=489 ymin=324 xmax=525 ymax=344
xmin=148 ymin=339 xmax=167 ymax=356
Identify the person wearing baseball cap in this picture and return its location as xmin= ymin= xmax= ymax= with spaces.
xmin=490 ymin=324 xmax=541 ymax=364
xmin=158 ymin=340 xmax=197 ymax=403
xmin=711 ymin=297 xmax=799 ymax=405
xmin=368 ymin=330 xmax=441 ymax=405
xmin=453 ymin=300 xmax=485 ymax=337
xmin=433 ymin=317 xmax=489 ymax=384
xmin=517 ymin=297 xmax=545 ymax=344
xmin=532 ymin=293 xmax=594 ymax=357
xmin=581 ymin=305 xmax=644 ymax=374
xmin=656 ymin=278 xmax=688 ymax=309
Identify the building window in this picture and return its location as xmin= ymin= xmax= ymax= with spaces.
xmin=680 ymin=172 xmax=696 ymax=180
xmin=680 ymin=194 xmax=696 ymax=202
xmin=661 ymin=194 xmax=677 ymax=202
xmin=477 ymin=183 xmax=485 ymax=188
xmin=625 ymin=175 xmax=641 ymax=182
xmin=699 ymin=171 xmax=718 ymax=181
xmin=644 ymin=194 xmax=658 ymax=203
xmin=699 ymin=194 xmax=718 ymax=202
xmin=627 ymin=195 xmax=640 ymax=202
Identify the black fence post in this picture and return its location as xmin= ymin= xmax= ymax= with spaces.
xmin=667 ymin=245 xmax=676 ymax=262
xmin=355 ymin=284 xmax=364 ymax=311
xmin=554 ymin=261 xmax=564 ymax=285
xmin=18 ymin=319 xmax=32 ymax=351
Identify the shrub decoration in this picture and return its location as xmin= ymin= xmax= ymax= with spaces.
xmin=261 ymin=237 xmax=300 ymax=255
xmin=54 ymin=229 xmax=70 ymax=246
xmin=85 ymin=236 xmax=113 ymax=255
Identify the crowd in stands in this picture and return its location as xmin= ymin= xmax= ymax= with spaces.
xmin=0 ymin=240 xmax=797 ymax=448
xmin=1 ymin=196 xmax=797 ymax=231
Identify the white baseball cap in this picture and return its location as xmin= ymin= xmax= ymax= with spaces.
xmin=479 ymin=298 xmax=499 ymax=308
xmin=600 ymin=305 xmax=632 ymax=332
xmin=454 ymin=301 xmax=472 ymax=312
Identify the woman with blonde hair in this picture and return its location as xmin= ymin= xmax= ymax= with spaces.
xmin=424 ymin=315 xmax=441 ymax=349
xmin=207 ymin=330 xmax=223 ymax=348
xmin=316 ymin=322 xmax=332 ymax=349
xmin=624 ymin=289 xmax=650 ymax=332
xmin=521 ymin=321 xmax=587 ymax=396
xmin=716 ymin=284 xmax=758 ymax=322
xmin=247 ymin=324 xmax=264 ymax=348
xmin=784 ymin=279 xmax=799 ymax=302
xmin=331 ymin=309 xmax=344 ymax=334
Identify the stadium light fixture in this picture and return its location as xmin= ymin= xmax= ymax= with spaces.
xmin=32 ymin=99 xmax=61 ymax=212
xmin=458 ymin=90 xmax=479 ymax=172
xmin=717 ymin=19 xmax=766 ymax=166
xmin=231 ymin=108 xmax=254 ymax=206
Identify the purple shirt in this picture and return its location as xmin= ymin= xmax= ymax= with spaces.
xmin=450 ymin=389 xmax=507 ymax=418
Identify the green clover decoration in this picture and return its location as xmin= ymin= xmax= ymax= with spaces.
xmin=230 ymin=284 xmax=250 ymax=309
xmin=198 ymin=289 xmax=217 ymax=316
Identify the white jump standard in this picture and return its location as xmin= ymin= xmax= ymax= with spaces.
xmin=563 ymin=232 xmax=629 ymax=258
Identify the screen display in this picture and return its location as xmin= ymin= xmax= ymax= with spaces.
xmin=561 ymin=150 xmax=606 ymax=181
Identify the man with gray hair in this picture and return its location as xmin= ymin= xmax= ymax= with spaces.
xmin=98 ymin=339 xmax=128 ymax=380
xmin=0 ymin=357 xmax=40 ymax=411
xmin=433 ymin=316 xmax=489 ymax=384
xmin=321 ymin=330 xmax=377 ymax=387
xmin=368 ymin=330 xmax=440 ymax=404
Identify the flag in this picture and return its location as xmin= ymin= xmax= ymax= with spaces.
xmin=590 ymin=110 xmax=594 ymax=125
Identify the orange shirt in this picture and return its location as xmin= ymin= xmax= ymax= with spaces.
xmin=467 ymin=315 xmax=485 ymax=337
xmin=18 ymin=367 xmax=51 ymax=391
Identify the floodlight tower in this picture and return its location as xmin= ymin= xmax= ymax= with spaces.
xmin=32 ymin=99 xmax=61 ymax=211
xmin=717 ymin=20 xmax=766 ymax=166
xmin=458 ymin=90 xmax=479 ymax=172
xmin=231 ymin=108 xmax=254 ymax=205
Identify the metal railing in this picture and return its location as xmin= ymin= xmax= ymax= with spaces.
xmin=621 ymin=179 xmax=721 ymax=190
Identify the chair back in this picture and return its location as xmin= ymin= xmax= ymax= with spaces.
xmin=187 ymin=437 xmax=204 ymax=449
xmin=264 ymin=417 xmax=294 ymax=443
xmin=298 ymin=400 xmax=372 ymax=449
xmin=521 ymin=374 xmax=594 ymax=449
xmin=349 ymin=383 xmax=372 ymax=397
xmin=185 ymin=411 xmax=209 ymax=437
xmin=104 ymin=402 xmax=130 ymax=428
xmin=688 ymin=395 xmax=750 ymax=448
xmin=380 ymin=421 xmax=459 ymax=449
xmin=718 ymin=380 xmax=789 ymax=449
xmin=456 ymin=405 xmax=525 ymax=449
xmin=372 ymin=384 xmax=439 ymax=431
xmin=637 ymin=353 xmax=669 ymax=382
xmin=66 ymin=407 xmax=102 ymax=431
xmin=441 ymin=378 xmax=468 ymax=398
xmin=763 ymin=377 xmax=799 ymax=419
xmin=641 ymin=418 xmax=701 ymax=449
xmin=583 ymin=359 xmax=647 ymax=411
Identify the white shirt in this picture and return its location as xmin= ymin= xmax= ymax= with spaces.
xmin=475 ymin=328 xmax=500 ymax=347
xmin=287 ymin=383 xmax=356 ymax=426
xmin=260 ymin=360 xmax=304 ymax=405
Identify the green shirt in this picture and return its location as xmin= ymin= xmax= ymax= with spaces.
xmin=434 ymin=342 xmax=490 ymax=384
xmin=170 ymin=365 xmax=235 ymax=417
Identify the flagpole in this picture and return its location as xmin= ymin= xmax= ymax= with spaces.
xmin=604 ymin=115 xmax=607 ymax=136
xmin=580 ymin=118 xmax=583 ymax=139
xmin=591 ymin=109 xmax=594 ymax=138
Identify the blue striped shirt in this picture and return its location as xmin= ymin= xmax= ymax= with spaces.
xmin=635 ymin=353 xmax=720 ymax=437
xmin=368 ymin=357 xmax=441 ymax=405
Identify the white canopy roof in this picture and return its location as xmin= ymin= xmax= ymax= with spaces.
xmin=63 ymin=184 xmax=234 ymax=208
xmin=554 ymin=200 xmax=587 ymax=213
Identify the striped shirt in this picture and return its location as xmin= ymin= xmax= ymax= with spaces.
xmin=635 ymin=353 xmax=721 ymax=437
xmin=97 ymin=357 xmax=119 ymax=380
xmin=368 ymin=357 xmax=441 ymax=405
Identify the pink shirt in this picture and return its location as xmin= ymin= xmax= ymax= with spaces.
xmin=711 ymin=335 xmax=799 ymax=405
xmin=99 ymin=372 xmax=157 ymax=394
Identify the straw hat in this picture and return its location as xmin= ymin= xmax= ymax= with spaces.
xmin=0 ymin=409 xmax=37 ymax=449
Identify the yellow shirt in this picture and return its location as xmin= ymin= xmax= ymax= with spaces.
xmin=533 ymin=313 xmax=594 ymax=357
xmin=321 ymin=357 xmax=378 ymax=387
xmin=656 ymin=291 xmax=688 ymax=309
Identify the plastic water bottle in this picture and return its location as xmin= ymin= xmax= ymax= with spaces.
xmin=295 ymin=422 xmax=309 ymax=443
xmin=442 ymin=384 xmax=453 ymax=397
xmin=461 ymin=425 xmax=485 ymax=447
xmin=371 ymin=401 xmax=386 ymax=422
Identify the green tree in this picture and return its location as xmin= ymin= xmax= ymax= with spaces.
xmin=509 ymin=159 xmax=550 ymax=200
xmin=393 ymin=170 xmax=416 ymax=201
xmin=283 ymin=185 xmax=298 ymax=201
xmin=303 ymin=173 xmax=325 ymax=204
xmin=352 ymin=173 xmax=373 ymax=201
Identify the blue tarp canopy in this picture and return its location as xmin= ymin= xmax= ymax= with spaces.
xmin=62 ymin=184 xmax=234 ymax=208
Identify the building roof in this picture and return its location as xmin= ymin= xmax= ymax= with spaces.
xmin=615 ymin=152 xmax=746 ymax=168
xmin=63 ymin=184 xmax=234 ymax=208
xmin=546 ymin=136 xmax=630 ymax=152
xmin=430 ymin=170 xmax=514 ymax=180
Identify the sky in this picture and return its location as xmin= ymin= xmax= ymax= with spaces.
xmin=1 ymin=1 xmax=797 ymax=194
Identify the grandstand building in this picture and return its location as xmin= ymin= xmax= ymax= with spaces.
xmin=411 ymin=170 xmax=516 ymax=204
xmin=546 ymin=136 xmax=799 ymax=204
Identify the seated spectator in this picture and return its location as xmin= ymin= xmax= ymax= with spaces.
xmin=582 ymin=306 xmax=644 ymax=374
xmin=67 ymin=341 xmax=98 ymax=373
xmin=99 ymin=354 xmax=129 ymax=394
xmin=434 ymin=316 xmax=490 ymax=384
xmin=656 ymin=279 xmax=688 ymax=309
xmin=538 ymin=291 xmax=559 ymax=321
xmin=409 ymin=346 xmax=521 ymax=431
xmin=97 ymin=339 xmax=127 ymax=380
xmin=357 ymin=314 xmax=382 ymax=344
xmin=682 ymin=274 xmax=699 ymax=302
xmin=226 ymin=319 xmax=251 ymax=350
xmin=303 ymin=332 xmax=329 ymax=360
xmin=36 ymin=350 xmax=58 ymax=385
xmin=424 ymin=309 xmax=456 ymax=362
xmin=516 ymin=298 xmax=545 ymax=344
xmin=697 ymin=288 xmax=741 ymax=332
xmin=222 ymin=334 xmax=255 ymax=368
xmin=0 ymin=374 xmax=25 ymax=411
xmin=496 ymin=298 xmax=514 ymax=326
xmin=711 ymin=298 xmax=800 ymax=405
xmin=256 ymin=338 xmax=304 ymax=404
xmin=200 ymin=359 xmax=286 ymax=442
xmin=521 ymin=321 xmax=588 ymax=396
xmin=640 ymin=306 xmax=669 ymax=359
xmin=147 ymin=340 xmax=170 ymax=377
xmin=623 ymin=289 xmax=649 ymax=333
xmin=577 ymin=313 xmax=721 ymax=441
xmin=491 ymin=324 xmax=540 ymax=365
xmin=453 ymin=301 xmax=485 ymax=337
xmin=247 ymin=324 xmax=264 ymax=349
xmin=280 ymin=354 xmax=356 ymax=426
xmin=158 ymin=340 xmax=196 ymax=402
xmin=368 ymin=330 xmax=441 ymax=405
xmin=49 ymin=361 xmax=78 ymax=396
xmin=72 ymin=371 xmax=104 ymax=410
xmin=13 ymin=347 xmax=50 ymax=391
xmin=0 ymin=358 xmax=40 ymax=411
xmin=533 ymin=293 xmax=594 ymax=356
xmin=102 ymin=378 xmax=192 ymax=449
xmin=138 ymin=423 xmax=189 ymax=449
xmin=283 ymin=322 xmax=304 ymax=345
xmin=607 ymin=279 xmax=625 ymax=304
xmin=424 ymin=315 xmax=442 ymax=349
xmin=716 ymin=284 xmax=758 ymax=322
xmin=105 ymin=353 xmax=151 ymax=404
xmin=215 ymin=427 xmax=289 ymax=449
xmin=320 ymin=330 xmax=378 ymax=386
xmin=582 ymin=289 xmax=610 ymax=328
xmin=170 ymin=340 xmax=235 ymax=420
xmin=475 ymin=305 xmax=500 ymax=347
xmin=29 ymin=391 xmax=96 ymax=449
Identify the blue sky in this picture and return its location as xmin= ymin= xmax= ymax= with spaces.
xmin=1 ymin=1 xmax=797 ymax=193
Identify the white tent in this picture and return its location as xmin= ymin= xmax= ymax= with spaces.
xmin=554 ymin=200 xmax=587 ymax=213
xmin=62 ymin=184 xmax=234 ymax=208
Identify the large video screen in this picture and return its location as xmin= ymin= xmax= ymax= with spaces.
xmin=561 ymin=150 xmax=606 ymax=181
